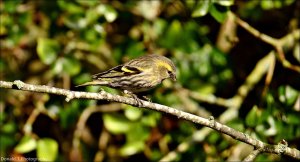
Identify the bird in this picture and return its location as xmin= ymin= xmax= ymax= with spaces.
xmin=76 ymin=54 xmax=176 ymax=103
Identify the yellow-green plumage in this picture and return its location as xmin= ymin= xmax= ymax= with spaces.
xmin=79 ymin=54 xmax=176 ymax=93
xmin=77 ymin=54 xmax=176 ymax=93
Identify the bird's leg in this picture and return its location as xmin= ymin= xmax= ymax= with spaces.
xmin=96 ymin=87 xmax=106 ymax=95
xmin=141 ymin=96 xmax=151 ymax=102
xmin=123 ymin=90 xmax=143 ymax=107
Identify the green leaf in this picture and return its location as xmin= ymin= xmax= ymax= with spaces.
xmin=260 ymin=0 xmax=293 ymax=10
xmin=209 ymin=4 xmax=228 ymax=23
xmin=59 ymin=103 xmax=80 ymax=129
xmin=51 ymin=58 xmax=63 ymax=74
xmin=86 ymin=8 xmax=100 ymax=24
xmin=2 ymin=122 xmax=17 ymax=133
xmin=141 ymin=112 xmax=161 ymax=127
xmin=214 ymin=0 xmax=234 ymax=6
xmin=246 ymin=106 xmax=259 ymax=127
xmin=0 ymin=135 xmax=16 ymax=152
xmin=120 ymin=141 xmax=144 ymax=156
xmin=37 ymin=38 xmax=59 ymax=65
xmin=227 ymin=119 xmax=245 ymax=132
xmin=125 ymin=106 xmax=142 ymax=121
xmin=103 ymin=114 xmax=132 ymax=134
xmin=76 ymin=0 xmax=99 ymax=7
xmin=286 ymin=113 xmax=300 ymax=124
xmin=52 ymin=57 xmax=81 ymax=76
xmin=96 ymin=5 xmax=117 ymax=22
xmin=14 ymin=135 xmax=37 ymax=153
xmin=73 ymin=73 xmax=92 ymax=85
xmin=37 ymin=138 xmax=58 ymax=161
xmin=263 ymin=117 xmax=277 ymax=136
xmin=126 ymin=123 xmax=150 ymax=143
xmin=192 ymin=1 xmax=210 ymax=17
xmin=284 ymin=86 xmax=299 ymax=106
xmin=207 ymin=131 xmax=221 ymax=144
xmin=279 ymin=85 xmax=299 ymax=106
xmin=104 ymin=5 xmax=117 ymax=22
xmin=3 ymin=0 xmax=22 ymax=13
xmin=57 ymin=1 xmax=83 ymax=14
xmin=62 ymin=57 xmax=81 ymax=76
xmin=126 ymin=42 xmax=145 ymax=58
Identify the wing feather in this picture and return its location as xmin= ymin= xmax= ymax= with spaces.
xmin=92 ymin=64 xmax=142 ymax=79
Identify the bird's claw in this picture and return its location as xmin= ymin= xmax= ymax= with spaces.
xmin=141 ymin=96 xmax=151 ymax=102
xmin=132 ymin=94 xmax=143 ymax=107
xmin=123 ymin=90 xmax=143 ymax=107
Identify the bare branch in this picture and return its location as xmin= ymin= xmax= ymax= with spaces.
xmin=1 ymin=80 xmax=300 ymax=159
xmin=234 ymin=15 xmax=278 ymax=46
xmin=232 ymin=12 xmax=300 ymax=73
xmin=243 ymin=148 xmax=263 ymax=162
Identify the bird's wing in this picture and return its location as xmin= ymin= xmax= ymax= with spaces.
xmin=92 ymin=64 xmax=142 ymax=79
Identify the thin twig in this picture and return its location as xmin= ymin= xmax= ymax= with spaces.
xmin=233 ymin=13 xmax=300 ymax=73
xmin=243 ymin=148 xmax=263 ymax=162
xmin=262 ymin=53 xmax=276 ymax=97
xmin=234 ymin=16 xmax=278 ymax=46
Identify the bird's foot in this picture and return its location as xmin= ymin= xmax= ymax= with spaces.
xmin=123 ymin=90 xmax=143 ymax=107
xmin=141 ymin=96 xmax=151 ymax=102
xmin=98 ymin=88 xmax=105 ymax=94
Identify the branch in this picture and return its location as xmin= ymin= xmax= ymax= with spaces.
xmin=1 ymin=80 xmax=300 ymax=159
xmin=243 ymin=148 xmax=263 ymax=162
xmin=233 ymin=12 xmax=300 ymax=73
xmin=243 ymin=140 xmax=290 ymax=161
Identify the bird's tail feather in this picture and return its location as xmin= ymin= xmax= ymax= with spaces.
xmin=75 ymin=80 xmax=108 ymax=87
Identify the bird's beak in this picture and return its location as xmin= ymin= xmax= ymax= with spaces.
xmin=171 ymin=74 xmax=176 ymax=81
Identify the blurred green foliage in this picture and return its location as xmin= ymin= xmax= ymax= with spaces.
xmin=0 ymin=0 xmax=299 ymax=161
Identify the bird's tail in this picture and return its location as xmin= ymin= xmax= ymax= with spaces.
xmin=75 ymin=80 xmax=108 ymax=87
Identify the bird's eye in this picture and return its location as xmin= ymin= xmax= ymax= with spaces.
xmin=168 ymin=70 xmax=174 ymax=77
xmin=167 ymin=70 xmax=176 ymax=81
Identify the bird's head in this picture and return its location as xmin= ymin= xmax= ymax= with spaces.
xmin=157 ymin=57 xmax=177 ymax=82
